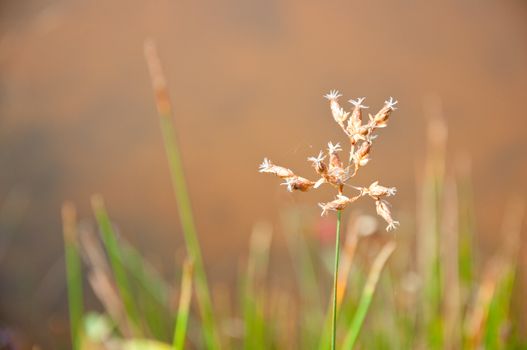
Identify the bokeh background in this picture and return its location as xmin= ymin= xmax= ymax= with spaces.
xmin=1 ymin=0 xmax=526 ymax=347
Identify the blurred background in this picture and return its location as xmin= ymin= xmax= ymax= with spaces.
xmin=0 ymin=0 xmax=526 ymax=347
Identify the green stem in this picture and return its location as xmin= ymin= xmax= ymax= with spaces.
xmin=144 ymin=40 xmax=220 ymax=349
xmin=331 ymin=210 xmax=342 ymax=350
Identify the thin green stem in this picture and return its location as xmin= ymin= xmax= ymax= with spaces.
xmin=331 ymin=210 xmax=342 ymax=350
xmin=144 ymin=40 xmax=220 ymax=349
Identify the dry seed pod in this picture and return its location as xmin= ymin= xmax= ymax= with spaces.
xmin=366 ymin=181 xmax=397 ymax=198
xmin=281 ymin=176 xmax=315 ymax=192
xmin=319 ymin=194 xmax=353 ymax=216
xmin=327 ymin=142 xmax=343 ymax=170
xmin=373 ymin=97 xmax=398 ymax=128
xmin=307 ymin=151 xmax=328 ymax=176
xmin=259 ymin=158 xmax=295 ymax=178
xmin=346 ymin=97 xmax=368 ymax=135
xmin=324 ymin=90 xmax=349 ymax=128
xmin=375 ymin=199 xmax=400 ymax=231
xmin=354 ymin=141 xmax=372 ymax=167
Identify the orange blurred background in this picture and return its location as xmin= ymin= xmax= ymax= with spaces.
xmin=0 ymin=0 xmax=526 ymax=346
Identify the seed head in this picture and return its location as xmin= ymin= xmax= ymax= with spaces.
xmin=375 ymin=199 xmax=400 ymax=231
xmin=260 ymin=90 xmax=399 ymax=231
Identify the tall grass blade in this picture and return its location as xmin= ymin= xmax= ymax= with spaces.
xmin=144 ymin=39 xmax=220 ymax=349
xmin=173 ymin=258 xmax=194 ymax=350
xmin=91 ymin=194 xmax=142 ymax=335
xmin=243 ymin=222 xmax=272 ymax=350
xmin=343 ymin=241 xmax=396 ymax=350
xmin=417 ymin=102 xmax=447 ymax=348
xmin=62 ymin=202 xmax=84 ymax=350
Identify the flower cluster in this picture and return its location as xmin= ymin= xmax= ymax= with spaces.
xmin=259 ymin=91 xmax=399 ymax=231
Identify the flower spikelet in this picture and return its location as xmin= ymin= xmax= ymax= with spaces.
xmin=259 ymin=158 xmax=295 ymax=178
xmin=308 ymin=151 xmax=328 ymax=176
xmin=324 ymin=90 xmax=349 ymax=129
xmin=319 ymin=195 xmax=354 ymax=216
xmin=281 ymin=176 xmax=315 ymax=192
xmin=375 ymin=199 xmax=400 ymax=231
xmin=373 ymin=97 xmax=398 ymax=128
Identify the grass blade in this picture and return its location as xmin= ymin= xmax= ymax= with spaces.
xmin=343 ymin=241 xmax=396 ymax=350
xmin=119 ymin=239 xmax=172 ymax=340
xmin=173 ymin=258 xmax=194 ymax=350
xmin=62 ymin=202 xmax=84 ymax=350
xmin=243 ymin=222 xmax=272 ymax=350
xmin=91 ymin=194 xmax=142 ymax=335
xmin=144 ymin=39 xmax=220 ymax=349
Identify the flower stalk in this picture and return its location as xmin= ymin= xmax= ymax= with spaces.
xmin=259 ymin=90 xmax=400 ymax=349
xmin=331 ymin=210 xmax=342 ymax=350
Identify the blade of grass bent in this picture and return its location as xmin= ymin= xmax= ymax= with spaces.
xmin=343 ymin=241 xmax=396 ymax=350
xmin=62 ymin=202 xmax=84 ymax=350
xmin=91 ymin=195 xmax=142 ymax=335
xmin=173 ymin=258 xmax=194 ymax=350
xmin=144 ymin=39 xmax=220 ymax=349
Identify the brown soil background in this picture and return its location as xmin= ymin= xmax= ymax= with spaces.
xmin=0 ymin=0 xmax=526 ymax=346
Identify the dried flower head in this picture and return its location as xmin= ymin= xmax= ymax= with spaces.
xmin=260 ymin=90 xmax=399 ymax=231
